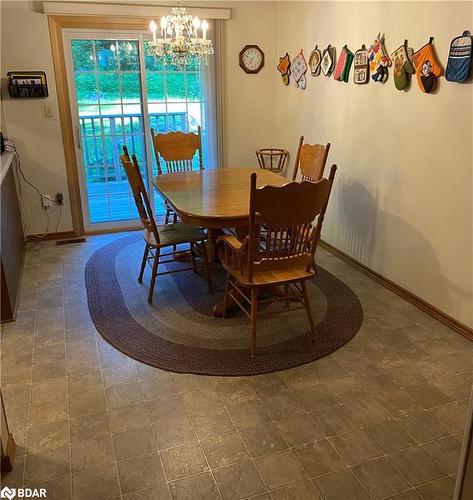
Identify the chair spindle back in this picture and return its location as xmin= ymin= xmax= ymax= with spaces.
xmin=247 ymin=165 xmax=337 ymax=281
xmin=120 ymin=146 xmax=160 ymax=244
xmin=151 ymin=127 xmax=204 ymax=175
xmin=292 ymin=136 xmax=331 ymax=182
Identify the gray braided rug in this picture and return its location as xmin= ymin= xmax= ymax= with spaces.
xmin=85 ymin=234 xmax=363 ymax=376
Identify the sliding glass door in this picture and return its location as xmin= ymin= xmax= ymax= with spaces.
xmin=63 ymin=30 xmax=216 ymax=231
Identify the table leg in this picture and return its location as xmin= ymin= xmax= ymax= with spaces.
xmin=206 ymin=228 xmax=222 ymax=262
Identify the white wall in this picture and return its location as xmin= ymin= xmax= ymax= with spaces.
xmin=1 ymin=1 xmax=73 ymax=235
xmin=0 ymin=0 xmax=277 ymax=235
xmin=275 ymin=1 xmax=473 ymax=328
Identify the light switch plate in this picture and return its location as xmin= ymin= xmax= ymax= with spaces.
xmin=42 ymin=103 xmax=54 ymax=119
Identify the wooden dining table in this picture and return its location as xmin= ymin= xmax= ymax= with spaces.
xmin=152 ymin=167 xmax=289 ymax=260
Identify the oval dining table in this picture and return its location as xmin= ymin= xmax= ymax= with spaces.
xmin=152 ymin=167 xmax=289 ymax=316
xmin=152 ymin=166 xmax=289 ymax=260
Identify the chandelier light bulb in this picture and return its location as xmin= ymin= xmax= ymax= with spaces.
xmin=192 ymin=16 xmax=201 ymax=30
xmin=150 ymin=20 xmax=157 ymax=43
xmin=201 ymin=19 xmax=208 ymax=39
xmin=160 ymin=17 xmax=168 ymax=30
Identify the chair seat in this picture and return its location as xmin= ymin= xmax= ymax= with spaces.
xmin=222 ymin=261 xmax=315 ymax=287
xmin=144 ymin=223 xmax=206 ymax=247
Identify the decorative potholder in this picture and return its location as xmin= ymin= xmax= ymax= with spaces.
xmin=368 ymin=33 xmax=391 ymax=83
xmin=309 ymin=45 xmax=322 ymax=76
xmin=412 ymin=38 xmax=442 ymax=93
xmin=353 ymin=45 xmax=369 ymax=84
xmin=391 ymin=40 xmax=415 ymax=90
xmin=298 ymin=75 xmax=307 ymax=89
xmin=292 ymin=50 xmax=308 ymax=89
xmin=334 ymin=45 xmax=354 ymax=82
xmin=321 ymin=45 xmax=336 ymax=76
xmin=277 ymin=52 xmax=291 ymax=86
xmin=446 ymin=31 xmax=473 ymax=82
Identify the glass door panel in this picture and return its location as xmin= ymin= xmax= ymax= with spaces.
xmin=69 ymin=37 xmax=148 ymax=228
xmin=144 ymin=42 xmax=208 ymax=174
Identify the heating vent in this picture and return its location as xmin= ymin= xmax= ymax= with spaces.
xmin=56 ymin=238 xmax=87 ymax=246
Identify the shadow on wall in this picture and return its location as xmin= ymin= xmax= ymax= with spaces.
xmin=338 ymin=179 xmax=472 ymax=324
xmin=339 ymin=180 xmax=378 ymax=268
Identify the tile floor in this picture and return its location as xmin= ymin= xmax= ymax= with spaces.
xmin=1 ymin=233 xmax=472 ymax=500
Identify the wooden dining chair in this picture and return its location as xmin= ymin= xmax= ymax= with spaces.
xmin=292 ymin=136 xmax=331 ymax=182
xmin=217 ymin=165 xmax=337 ymax=355
xmin=150 ymin=127 xmax=204 ymax=224
xmin=120 ymin=146 xmax=212 ymax=303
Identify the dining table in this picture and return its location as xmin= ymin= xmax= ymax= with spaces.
xmin=152 ymin=166 xmax=289 ymax=261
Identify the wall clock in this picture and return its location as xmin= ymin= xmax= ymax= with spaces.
xmin=239 ymin=45 xmax=265 ymax=74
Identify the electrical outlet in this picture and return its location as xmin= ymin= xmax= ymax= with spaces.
xmin=42 ymin=195 xmax=52 ymax=209
xmin=42 ymin=103 xmax=54 ymax=120
xmin=55 ymin=192 xmax=64 ymax=205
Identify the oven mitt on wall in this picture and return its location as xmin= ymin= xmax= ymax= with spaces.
xmin=277 ymin=52 xmax=291 ymax=86
xmin=334 ymin=46 xmax=354 ymax=82
xmin=340 ymin=47 xmax=354 ymax=82
xmin=446 ymin=31 xmax=473 ymax=82
xmin=291 ymin=50 xmax=308 ymax=89
xmin=333 ymin=46 xmax=347 ymax=80
xmin=391 ymin=40 xmax=415 ymax=90
xmin=321 ymin=45 xmax=336 ymax=76
xmin=309 ymin=45 xmax=322 ymax=76
xmin=353 ymin=45 xmax=369 ymax=84
xmin=368 ymin=33 xmax=391 ymax=83
xmin=412 ymin=38 xmax=443 ymax=93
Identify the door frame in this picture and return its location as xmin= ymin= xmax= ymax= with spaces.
xmin=48 ymin=15 xmax=224 ymax=236
xmin=62 ymin=29 xmax=152 ymax=232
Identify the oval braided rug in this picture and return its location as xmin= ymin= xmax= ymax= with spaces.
xmin=85 ymin=234 xmax=363 ymax=376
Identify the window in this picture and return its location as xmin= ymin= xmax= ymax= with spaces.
xmin=67 ymin=31 xmax=217 ymax=229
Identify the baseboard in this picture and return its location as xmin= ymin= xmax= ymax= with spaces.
xmin=85 ymin=226 xmax=141 ymax=236
xmin=319 ymin=240 xmax=473 ymax=342
xmin=26 ymin=230 xmax=76 ymax=242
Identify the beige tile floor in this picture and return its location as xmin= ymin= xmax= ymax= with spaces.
xmin=1 ymin=233 xmax=472 ymax=500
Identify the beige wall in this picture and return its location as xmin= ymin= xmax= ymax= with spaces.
xmin=0 ymin=0 xmax=276 ymax=235
xmin=223 ymin=1 xmax=277 ymax=167
xmin=1 ymin=1 xmax=73 ymax=235
xmin=275 ymin=1 xmax=473 ymax=328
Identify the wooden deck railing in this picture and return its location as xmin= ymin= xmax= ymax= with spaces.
xmin=79 ymin=111 xmax=187 ymax=180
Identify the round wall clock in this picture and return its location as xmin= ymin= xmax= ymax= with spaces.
xmin=239 ymin=45 xmax=265 ymax=74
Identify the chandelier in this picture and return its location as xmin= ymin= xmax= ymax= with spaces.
xmin=148 ymin=4 xmax=214 ymax=69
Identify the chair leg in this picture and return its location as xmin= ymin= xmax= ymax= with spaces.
xmin=147 ymin=249 xmax=160 ymax=304
xmin=222 ymin=272 xmax=232 ymax=318
xmin=301 ymin=281 xmax=316 ymax=337
xmin=190 ymin=242 xmax=197 ymax=273
xmin=250 ymin=288 xmax=258 ymax=356
xmin=201 ymin=241 xmax=213 ymax=293
xmin=138 ymin=245 xmax=149 ymax=283
xmin=172 ymin=211 xmax=177 ymax=252
xmin=284 ymin=284 xmax=290 ymax=307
